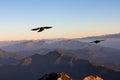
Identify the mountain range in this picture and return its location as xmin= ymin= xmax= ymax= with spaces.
xmin=0 ymin=50 xmax=120 ymax=80
xmin=0 ymin=49 xmax=24 ymax=65
xmin=0 ymin=38 xmax=120 ymax=71
xmin=0 ymin=33 xmax=120 ymax=80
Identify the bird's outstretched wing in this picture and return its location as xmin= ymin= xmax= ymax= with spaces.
xmin=38 ymin=28 xmax=44 ymax=32
xmin=44 ymin=26 xmax=52 ymax=29
xmin=31 ymin=27 xmax=40 ymax=31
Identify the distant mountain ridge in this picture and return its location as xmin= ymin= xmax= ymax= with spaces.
xmin=19 ymin=50 xmax=80 ymax=66
xmin=1 ymin=39 xmax=88 ymax=52
xmin=0 ymin=49 xmax=23 ymax=58
xmin=1 ymin=39 xmax=120 ymax=71
xmin=2 ymin=39 xmax=120 ymax=64
xmin=0 ymin=33 xmax=119 ymax=80
xmin=0 ymin=50 xmax=120 ymax=80
xmin=0 ymin=49 xmax=24 ymax=65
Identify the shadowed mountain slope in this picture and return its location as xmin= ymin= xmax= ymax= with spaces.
xmin=0 ymin=50 xmax=120 ymax=80
xmin=0 ymin=49 xmax=24 ymax=65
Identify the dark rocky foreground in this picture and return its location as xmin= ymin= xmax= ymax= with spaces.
xmin=38 ymin=72 xmax=103 ymax=80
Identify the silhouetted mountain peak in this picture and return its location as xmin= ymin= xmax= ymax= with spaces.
xmin=46 ymin=50 xmax=80 ymax=59
xmin=46 ymin=50 xmax=80 ymax=64
xmin=20 ymin=50 xmax=81 ymax=66
xmin=31 ymin=53 xmax=42 ymax=58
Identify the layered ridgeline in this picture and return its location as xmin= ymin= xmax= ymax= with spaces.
xmin=0 ymin=49 xmax=24 ymax=65
xmin=0 ymin=50 xmax=120 ymax=80
xmin=1 ymin=39 xmax=120 ymax=71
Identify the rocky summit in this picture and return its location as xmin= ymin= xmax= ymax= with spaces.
xmin=38 ymin=72 xmax=104 ymax=80
xmin=38 ymin=72 xmax=72 ymax=80
xmin=83 ymin=75 xmax=103 ymax=80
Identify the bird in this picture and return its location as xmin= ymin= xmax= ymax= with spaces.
xmin=90 ymin=40 xmax=104 ymax=44
xmin=31 ymin=26 xmax=52 ymax=32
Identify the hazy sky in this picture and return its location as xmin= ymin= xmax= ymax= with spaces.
xmin=0 ymin=0 xmax=120 ymax=41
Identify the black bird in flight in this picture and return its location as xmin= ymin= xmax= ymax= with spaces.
xmin=31 ymin=26 xmax=52 ymax=32
xmin=90 ymin=40 xmax=104 ymax=44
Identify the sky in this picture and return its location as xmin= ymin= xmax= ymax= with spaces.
xmin=0 ymin=0 xmax=120 ymax=41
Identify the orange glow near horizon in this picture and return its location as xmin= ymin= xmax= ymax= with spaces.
xmin=0 ymin=30 xmax=120 ymax=41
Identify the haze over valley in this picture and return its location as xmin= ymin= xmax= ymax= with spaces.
xmin=0 ymin=33 xmax=120 ymax=80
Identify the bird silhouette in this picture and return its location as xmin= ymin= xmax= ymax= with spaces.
xmin=90 ymin=40 xmax=104 ymax=44
xmin=31 ymin=26 xmax=52 ymax=32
